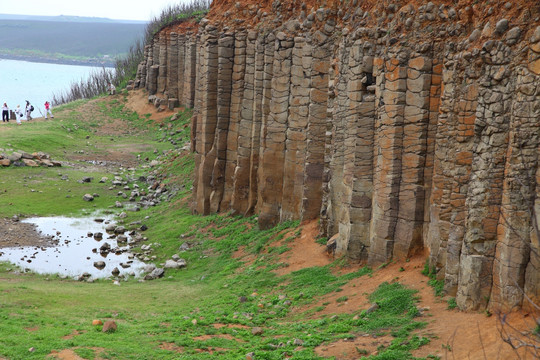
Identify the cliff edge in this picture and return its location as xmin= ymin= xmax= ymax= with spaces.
xmin=134 ymin=0 xmax=540 ymax=312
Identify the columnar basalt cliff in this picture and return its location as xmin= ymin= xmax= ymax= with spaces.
xmin=135 ymin=0 xmax=540 ymax=311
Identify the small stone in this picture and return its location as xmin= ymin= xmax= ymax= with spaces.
xmin=83 ymin=194 xmax=94 ymax=202
xmin=239 ymin=296 xmax=248 ymax=303
xmin=102 ymin=320 xmax=117 ymax=333
xmin=366 ymin=303 xmax=379 ymax=314
xmin=293 ymin=338 xmax=304 ymax=346
xmin=94 ymin=261 xmax=106 ymax=270
xmin=495 ymin=19 xmax=509 ymax=35
xmin=251 ymin=327 xmax=264 ymax=335
xmin=505 ymin=26 xmax=521 ymax=44
xmin=29 ymin=347 xmax=35 ymax=353
xmin=468 ymin=29 xmax=481 ymax=42
xmin=111 ymin=267 xmax=120 ymax=276
xmin=92 ymin=319 xmax=103 ymax=326
xmin=246 ymin=352 xmax=255 ymax=360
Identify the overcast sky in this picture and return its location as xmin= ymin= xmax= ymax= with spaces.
xmin=1 ymin=0 xmax=191 ymax=21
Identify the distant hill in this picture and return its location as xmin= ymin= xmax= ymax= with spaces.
xmin=0 ymin=13 xmax=146 ymax=24
xmin=0 ymin=14 xmax=146 ymax=66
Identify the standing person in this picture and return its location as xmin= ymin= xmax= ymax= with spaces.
xmin=25 ymin=100 xmax=33 ymax=121
xmin=15 ymin=105 xmax=22 ymax=125
xmin=44 ymin=101 xmax=54 ymax=119
xmin=2 ymin=103 xmax=9 ymax=122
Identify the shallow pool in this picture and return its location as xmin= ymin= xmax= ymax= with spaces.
xmin=0 ymin=215 xmax=146 ymax=279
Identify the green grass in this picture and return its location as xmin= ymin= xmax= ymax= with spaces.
xmin=0 ymin=94 xmax=436 ymax=359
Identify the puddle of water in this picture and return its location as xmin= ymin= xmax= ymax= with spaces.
xmin=0 ymin=216 xmax=146 ymax=279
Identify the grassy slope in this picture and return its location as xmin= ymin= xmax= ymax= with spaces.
xmin=0 ymin=93 xmax=435 ymax=360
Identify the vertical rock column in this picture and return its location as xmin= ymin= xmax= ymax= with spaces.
xmin=280 ymin=36 xmax=311 ymax=221
xmin=348 ymin=42 xmax=375 ymax=261
xmin=457 ymin=41 xmax=513 ymax=310
xmin=368 ymin=56 xmax=406 ymax=266
xmin=146 ymin=39 xmax=159 ymax=96
xmin=208 ymin=33 xmax=234 ymax=213
xmin=246 ymin=34 xmax=268 ymax=214
xmin=490 ymin=67 xmax=540 ymax=310
xmin=256 ymin=34 xmax=276 ymax=214
xmin=324 ymin=36 xmax=351 ymax=246
xmin=157 ymin=32 xmax=168 ymax=95
xmin=193 ymin=30 xmax=219 ymax=215
xmin=392 ymin=54 xmax=432 ymax=260
xmin=258 ymin=32 xmax=293 ymax=229
xmin=177 ymin=34 xmax=186 ymax=105
xmin=302 ymin=30 xmax=330 ymax=221
xmin=222 ymin=31 xmax=246 ymax=210
xmin=182 ymin=33 xmax=198 ymax=108
xmin=167 ymin=32 xmax=179 ymax=106
xmin=491 ymin=32 xmax=540 ymax=310
xmin=232 ymin=31 xmax=257 ymax=214
xmin=524 ymin=29 xmax=540 ymax=310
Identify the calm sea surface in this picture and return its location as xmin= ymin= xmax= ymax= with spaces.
xmin=0 ymin=58 xmax=100 ymax=115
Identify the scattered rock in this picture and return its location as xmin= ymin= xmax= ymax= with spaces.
xmin=94 ymin=261 xmax=106 ymax=270
xmin=82 ymin=194 xmax=94 ymax=202
xmin=102 ymin=320 xmax=117 ymax=333
xmin=144 ymin=267 xmax=164 ymax=280
xmin=495 ymin=19 xmax=509 ymax=35
xmin=251 ymin=327 xmax=264 ymax=336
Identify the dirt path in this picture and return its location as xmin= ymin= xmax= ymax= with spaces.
xmin=0 ymin=217 xmax=50 ymax=248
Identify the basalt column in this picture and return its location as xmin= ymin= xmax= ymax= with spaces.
xmin=524 ymin=33 xmax=540 ymax=310
xmin=392 ymin=54 xmax=433 ymax=260
xmin=193 ymin=30 xmax=219 ymax=215
xmin=255 ymin=34 xmax=276 ymax=214
xmin=177 ymin=34 xmax=186 ymax=105
xmin=324 ymin=36 xmax=351 ymax=243
xmin=231 ymin=31 xmax=258 ymax=214
xmin=258 ymin=32 xmax=293 ymax=229
xmin=347 ymin=40 xmax=375 ymax=261
xmin=167 ymin=32 xmax=179 ymax=106
xmin=182 ymin=33 xmax=198 ymax=108
xmin=147 ymin=38 xmax=158 ymax=95
xmin=368 ymin=55 xmax=406 ymax=266
xmin=157 ymin=32 xmax=168 ymax=95
xmin=245 ymin=34 xmax=268 ymax=214
xmin=491 ymin=35 xmax=540 ymax=310
xmin=280 ymin=35 xmax=311 ymax=221
xmin=457 ymin=40 xmax=513 ymax=310
xmin=221 ymin=31 xmax=246 ymax=210
xmin=208 ymin=33 xmax=234 ymax=213
xmin=302 ymin=30 xmax=330 ymax=221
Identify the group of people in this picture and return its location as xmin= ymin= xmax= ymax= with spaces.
xmin=1 ymin=101 xmax=54 ymax=125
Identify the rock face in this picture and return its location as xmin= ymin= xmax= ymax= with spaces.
xmin=135 ymin=1 xmax=540 ymax=312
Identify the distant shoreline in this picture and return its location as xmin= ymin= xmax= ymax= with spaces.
xmin=0 ymin=54 xmax=115 ymax=68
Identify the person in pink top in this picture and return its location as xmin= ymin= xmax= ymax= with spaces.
xmin=44 ymin=101 xmax=54 ymax=119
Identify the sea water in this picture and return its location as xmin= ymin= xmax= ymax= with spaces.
xmin=0 ymin=58 xmax=102 ymax=116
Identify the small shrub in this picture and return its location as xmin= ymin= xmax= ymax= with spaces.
xmin=447 ymin=297 xmax=457 ymax=310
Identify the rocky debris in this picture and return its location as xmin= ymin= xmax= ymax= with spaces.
xmin=144 ymin=267 xmax=164 ymax=280
xmin=82 ymin=194 xmax=94 ymax=202
xmin=0 ymin=151 xmax=61 ymax=168
xmin=163 ymin=258 xmax=187 ymax=269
